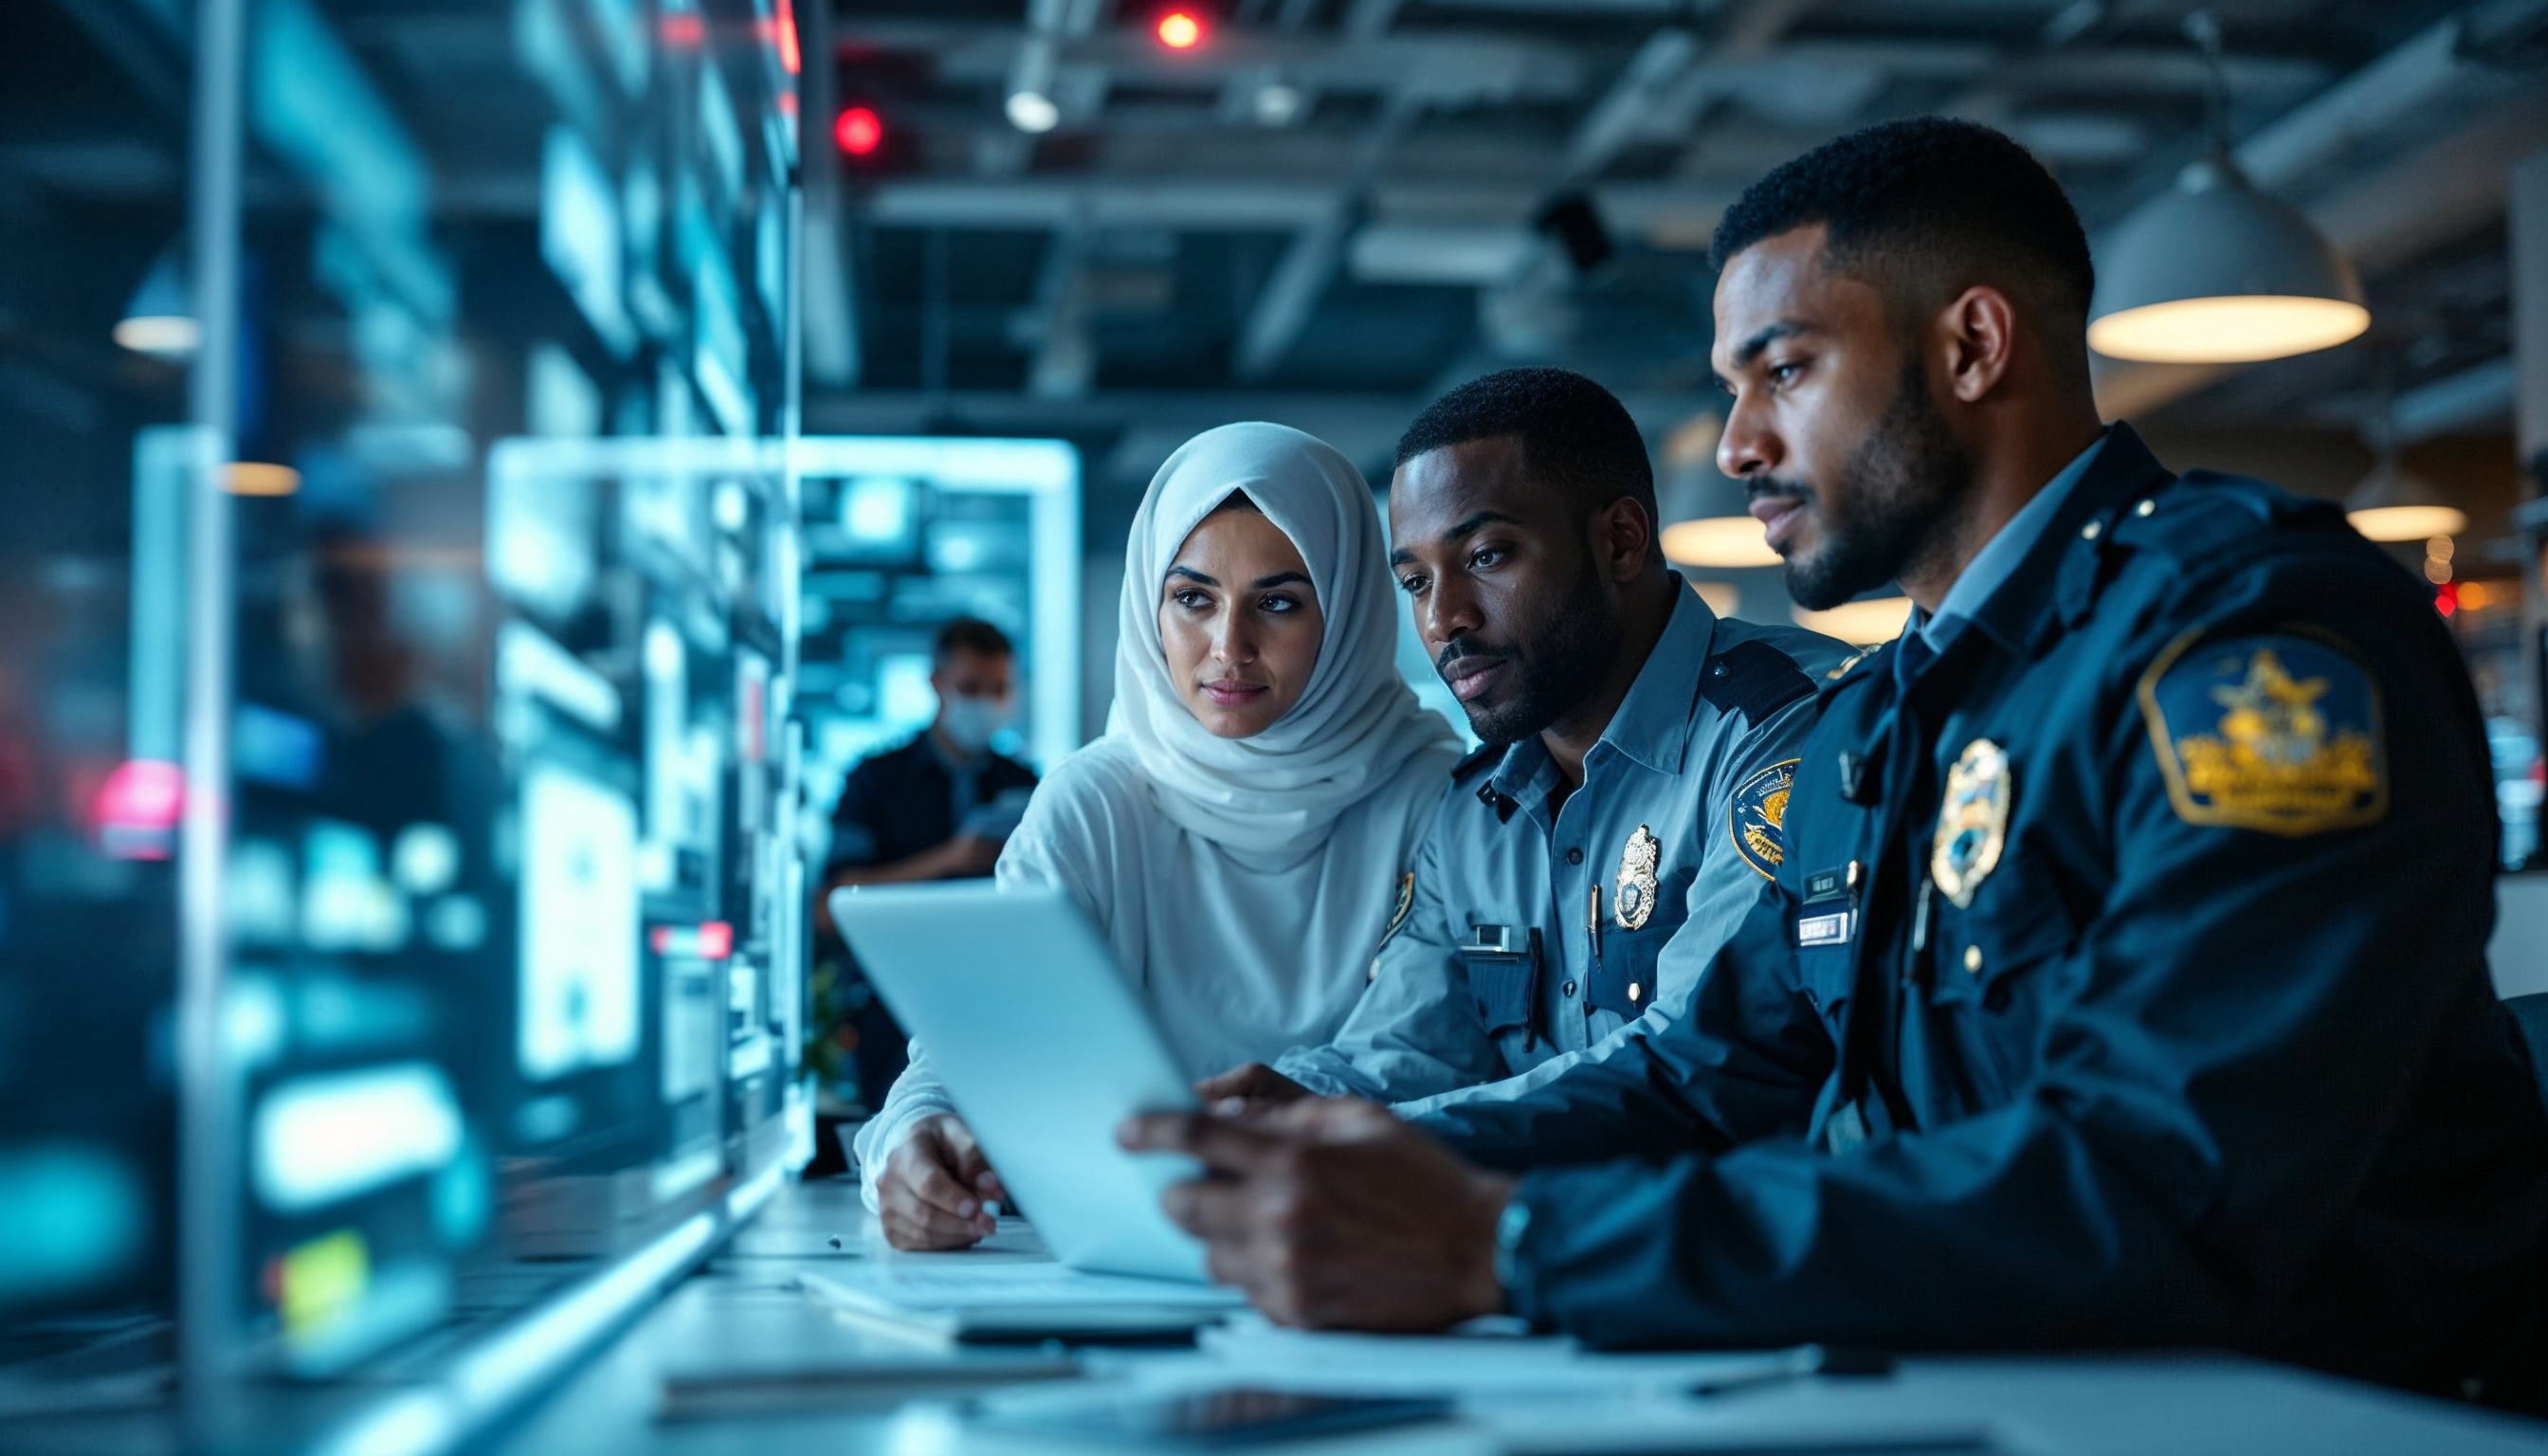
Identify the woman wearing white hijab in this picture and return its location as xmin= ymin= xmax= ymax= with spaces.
xmin=855 ymin=422 xmax=1462 ymax=1249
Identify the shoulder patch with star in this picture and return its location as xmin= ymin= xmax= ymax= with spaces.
xmin=2136 ymin=629 xmax=2387 ymax=836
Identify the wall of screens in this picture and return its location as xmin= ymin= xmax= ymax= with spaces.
xmin=2 ymin=0 xmax=810 ymax=1450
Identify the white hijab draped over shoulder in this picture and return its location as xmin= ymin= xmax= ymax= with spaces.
xmin=854 ymin=424 xmax=1460 ymax=1196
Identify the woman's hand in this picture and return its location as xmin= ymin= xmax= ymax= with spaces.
xmin=1195 ymin=1062 xmax=1312 ymax=1107
xmin=876 ymin=1113 xmax=1008 ymax=1250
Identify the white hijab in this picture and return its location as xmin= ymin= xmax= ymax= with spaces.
xmin=1108 ymin=422 xmax=1459 ymax=868
xmin=855 ymin=424 xmax=1461 ymax=1187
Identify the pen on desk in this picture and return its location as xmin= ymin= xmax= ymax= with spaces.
xmin=1686 ymin=1345 xmax=1893 ymax=1397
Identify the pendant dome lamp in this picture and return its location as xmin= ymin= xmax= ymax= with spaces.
xmin=2085 ymin=10 xmax=2369 ymax=365
xmin=2345 ymin=383 xmax=2466 ymax=543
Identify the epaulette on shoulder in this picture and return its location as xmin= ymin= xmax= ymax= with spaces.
xmin=1700 ymin=639 xmax=1816 ymax=728
xmin=1449 ymin=742 xmax=1502 ymax=784
xmin=2107 ymin=469 xmax=2348 ymax=565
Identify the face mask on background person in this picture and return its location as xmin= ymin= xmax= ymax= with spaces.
xmin=938 ymin=693 xmax=1010 ymax=754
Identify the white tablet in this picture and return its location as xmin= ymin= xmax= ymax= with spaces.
xmin=828 ymin=883 xmax=1214 ymax=1283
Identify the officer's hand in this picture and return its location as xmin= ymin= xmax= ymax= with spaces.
xmin=1118 ymin=1099 xmax=1511 ymax=1331
xmin=1193 ymin=1062 xmax=1311 ymax=1106
xmin=937 ymin=833 xmax=1003 ymax=877
xmin=876 ymin=1114 xmax=1009 ymax=1250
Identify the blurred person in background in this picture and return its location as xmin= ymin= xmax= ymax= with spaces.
xmin=816 ymin=618 xmax=1039 ymax=1112
xmin=854 ymin=422 xmax=1461 ymax=1250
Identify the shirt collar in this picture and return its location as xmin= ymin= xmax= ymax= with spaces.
xmin=1912 ymin=428 xmax=2110 ymax=651
xmin=1486 ymin=573 xmax=1717 ymax=801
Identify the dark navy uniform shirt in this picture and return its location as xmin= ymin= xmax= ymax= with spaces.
xmin=825 ymin=732 xmax=1039 ymax=877
xmin=1419 ymin=425 xmax=2548 ymax=1404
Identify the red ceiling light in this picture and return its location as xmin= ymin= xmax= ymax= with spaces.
xmin=835 ymin=105 xmax=883 ymax=157
xmin=1156 ymin=10 xmax=1204 ymax=48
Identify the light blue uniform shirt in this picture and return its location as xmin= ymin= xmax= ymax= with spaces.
xmin=1277 ymin=578 xmax=1850 ymax=1115
xmin=1910 ymin=432 xmax=2108 ymax=654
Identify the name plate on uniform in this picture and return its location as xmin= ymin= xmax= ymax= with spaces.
xmin=1795 ymin=910 xmax=1854 ymax=948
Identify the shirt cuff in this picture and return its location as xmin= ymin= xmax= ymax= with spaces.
xmin=850 ymin=1091 xmax=958 ymax=1211
xmin=1270 ymin=1045 xmax=1365 ymax=1099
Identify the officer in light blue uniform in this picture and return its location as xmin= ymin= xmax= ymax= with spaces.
xmin=1202 ymin=368 xmax=1848 ymax=1115
xmin=1275 ymin=588 xmax=1843 ymax=1114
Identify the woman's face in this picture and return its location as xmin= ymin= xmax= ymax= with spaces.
xmin=1158 ymin=508 xmax=1324 ymax=739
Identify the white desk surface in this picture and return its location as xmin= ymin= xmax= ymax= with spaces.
xmin=483 ymin=1178 xmax=2548 ymax=1456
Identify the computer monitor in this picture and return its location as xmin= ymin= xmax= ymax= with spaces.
xmin=1 ymin=0 xmax=809 ymax=1449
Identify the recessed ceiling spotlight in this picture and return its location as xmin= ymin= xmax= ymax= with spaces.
xmin=1006 ymin=90 xmax=1061 ymax=134
xmin=1253 ymin=83 xmax=1302 ymax=127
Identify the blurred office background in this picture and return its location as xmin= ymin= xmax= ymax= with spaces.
xmin=1 ymin=0 xmax=2544 ymax=1451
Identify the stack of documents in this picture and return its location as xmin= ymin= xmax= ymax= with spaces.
xmin=1182 ymin=1319 xmax=1834 ymax=1402
xmin=796 ymin=1264 xmax=1246 ymax=1345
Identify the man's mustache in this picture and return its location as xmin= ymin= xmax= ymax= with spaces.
xmin=1435 ymin=638 xmax=1519 ymax=674
xmin=1745 ymin=478 xmax=1811 ymax=505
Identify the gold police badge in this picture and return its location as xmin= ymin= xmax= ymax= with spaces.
xmin=1931 ymin=738 xmax=2011 ymax=909
xmin=1613 ymin=825 xmax=1661 ymax=931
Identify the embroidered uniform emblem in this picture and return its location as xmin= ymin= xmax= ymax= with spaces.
xmin=2138 ymin=632 xmax=2386 ymax=835
xmin=1931 ymin=738 xmax=2011 ymax=909
xmin=1613 ymin=825 xmax=1661 ymax=931
xmin=1728 ymin=758 xmax=1800 ymax=881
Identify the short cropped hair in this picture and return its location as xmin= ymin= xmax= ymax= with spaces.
xmin=1710 ymin=118 xmax=2096 ymax=373
xmin=932 ymin=617 xmax=1013 ymax=665
xmin=1394 ymin=368 xmax=1659 ymax=561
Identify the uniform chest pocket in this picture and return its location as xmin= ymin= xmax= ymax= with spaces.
xmin=1589 ymin=891 xmax=1690 ymax=1020
xmin=1793 ymin=938 xmax=1856 ymax=1028
xmin=1457 ymin=926 xmax=1542 ymax=1041
xmin=1926 ymin=855 xmax=2082 ymax=1012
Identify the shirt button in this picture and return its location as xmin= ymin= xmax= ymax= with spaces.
xmin=1561 ymin=980 xmax=1576 ymax=997
xmin=1565 ymin=848 xmax=1583 ymax=865
xmin=1963 ymin=945 xmax=1985 ymax=975
xmin=2079 ymin=519 xmax=2102 ymax=541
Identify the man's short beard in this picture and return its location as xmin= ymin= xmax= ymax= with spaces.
xmin=1460 ymin=552 xmax=1618 ymax=747
xmin=1783 ymin=360 xmax=1972 ymax=612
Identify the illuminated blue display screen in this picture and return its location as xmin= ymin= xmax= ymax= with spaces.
xmin=0 ymin=0 xmax=808 ymax=1435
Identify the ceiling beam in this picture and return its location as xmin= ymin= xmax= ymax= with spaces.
xmin=1235 ymin=209 xmax=1352 ymax=380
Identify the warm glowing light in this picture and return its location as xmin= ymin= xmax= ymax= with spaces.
xmin=2085 ymin=295 xmax=2369 ymax=363
xmin=1006 ymin=90 xmax=1061 ymax=134
xmin=835 ymin=105 xmax=883 ymax=157
xmin=1662 ymin=517 xmax=1780 ymax=569
xmin=1690 ymin=581 xmax=1740 ymax=617
xmin=224 ymin=462 xmax=301 ymax=497
xmin=1793 ymin=596 xmax=1913 ymax=646
xmin=114 ymin=315 xmax=202 ymax=358
xmin=1156 ymin=10 xmax=1203 ymax=48
xmin=2435 ymin=583 xmax=2458 ymax=617
xmin=2347 ymin=504 xmax=2467 ymax=543
xmin=2459 ymin=581 xmax=2492 ymax=610
xmin=1662 ymin=413 xmax=1722 ymax=469
xmin=772 ymin=0 xmax=800 ymax=74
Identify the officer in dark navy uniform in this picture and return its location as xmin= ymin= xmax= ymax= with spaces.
xmin=1124 ymin=118 xmax=2548 ymax=1408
